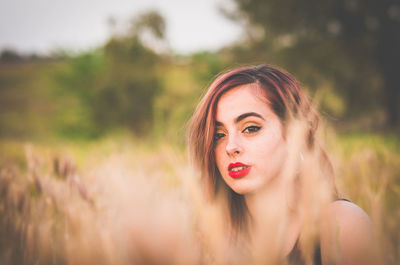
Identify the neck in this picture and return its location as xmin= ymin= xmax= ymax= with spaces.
xmin=244 ymin=175 xmax=301 ymax=257
xmin=244 ymin=174 xmax=286 ymax=225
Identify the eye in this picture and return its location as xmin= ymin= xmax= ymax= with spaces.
xmin=214 ymin=132 xmax=226 ymax=141
xmin=242 ymin=125 xmax=261 ymax=134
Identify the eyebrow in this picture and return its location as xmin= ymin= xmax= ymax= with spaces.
xmin=215 ymin=112 xmax=265 ymax=126
xmin=235 ymin=112 xmax=265 ymax=123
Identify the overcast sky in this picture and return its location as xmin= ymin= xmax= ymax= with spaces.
xmin=0 ymin=0 xmax=243 ymax=55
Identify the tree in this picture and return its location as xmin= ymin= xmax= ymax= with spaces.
xmin=227 ymin=0 xmax=400 ymax=127
xmin=0 ymin=49 xmax=22 ymax=62
xmin=54 ymin=10 xmax=166 ymax=137
xmin=99 ymin=10 xmax=166 ymax=134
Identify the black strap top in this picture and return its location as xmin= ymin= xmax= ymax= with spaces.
xmin=287 ymin=198 xmax=350 ymax=265
xmin=287 ymin=239 xmax=322 ymax=265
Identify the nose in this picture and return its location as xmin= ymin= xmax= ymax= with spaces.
xmin=225 ymin=134 xmax=242 ymax=156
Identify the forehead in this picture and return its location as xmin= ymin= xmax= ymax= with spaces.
xmin=215 ymin=84 xmax=272 ymax=122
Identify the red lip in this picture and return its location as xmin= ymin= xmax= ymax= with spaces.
xmin=228 ymin=162 xmax=251 ymax=179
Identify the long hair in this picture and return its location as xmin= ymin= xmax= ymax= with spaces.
xmin=188 ymin=64 xmax=335 ymax=235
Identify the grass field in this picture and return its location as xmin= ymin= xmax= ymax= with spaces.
xmin=0 ymin=130 xmax=399 ymax=264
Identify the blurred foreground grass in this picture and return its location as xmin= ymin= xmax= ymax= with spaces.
xmin=0 ymin=131 xmax=399 ymax=264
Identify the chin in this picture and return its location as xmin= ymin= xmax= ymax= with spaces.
xmin=229 ymin=183 xmax=256 ymax=195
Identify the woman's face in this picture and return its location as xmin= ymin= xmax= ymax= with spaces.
xmin=214 ymin=84 xmax=287 ymax=195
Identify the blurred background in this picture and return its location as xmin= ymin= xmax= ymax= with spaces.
xmin=1 ymin=0 xmax=399 ymax=141
xmin=0 ymin=0 xmax=399 ymax=264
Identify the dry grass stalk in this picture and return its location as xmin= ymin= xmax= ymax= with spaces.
xmin=0 ymin=130 xmax=398 ymax=264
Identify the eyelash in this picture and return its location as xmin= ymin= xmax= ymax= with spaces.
xmin=214 ymin=133 xmax=225 ymax=141
xmin=243 ymin=125 xmax=261 ymax=134
xmin=214 ymin=125 xmax=261 ymax=142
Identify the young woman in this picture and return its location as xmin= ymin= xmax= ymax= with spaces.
xmin=188 ymin=65 xmax=376 ymax=264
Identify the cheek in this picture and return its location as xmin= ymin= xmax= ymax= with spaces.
xmin=250 ymin=130 xmax=287 ymax=166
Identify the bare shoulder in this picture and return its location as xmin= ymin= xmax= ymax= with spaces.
xmin=324 ymin=200 xmax=372 ymax=227
xmin=319 ymin=200 xmax=378 ymax=265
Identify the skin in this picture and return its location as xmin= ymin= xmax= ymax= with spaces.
xmin=215 ymin=83 xmax=299 ymax=256
xmin=320 ymin=200 xmax=378 ymax=265
xmin=214 ymin=83 xmax=287 ymax=195
xmin=214 ymin=84 xmax=377 ymax=264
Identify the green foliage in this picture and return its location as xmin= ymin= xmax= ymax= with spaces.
xmin=191 ymin=51 xmax=229 ymax=84
xmin=52 ymin=51 xmax=105 ymax=138
xmin=0 ymin=49 xmax=22 ymax=63
xmin=227 ymin=0 xmax=400 ymax=127
xmin=1 ymin=5 xmax=398 ymax=142
xmin=151 ymin=51 xmax=230 ymax=145
xmin=51 ymin=10 xmax=167 ymax=138
xmin=0 ymin=60 xmax=64 ymax=139
xmin=99 ymin=36 xmax=162 ymax=135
